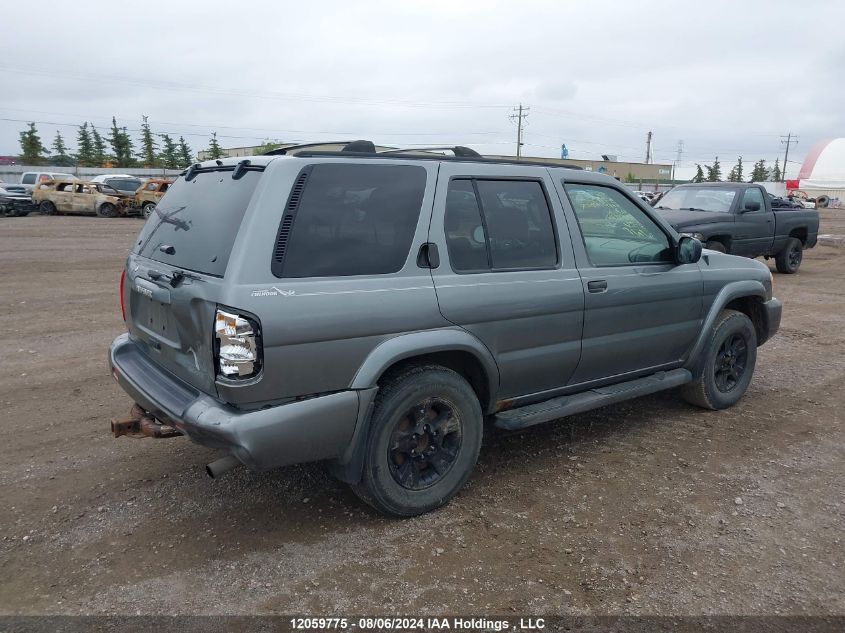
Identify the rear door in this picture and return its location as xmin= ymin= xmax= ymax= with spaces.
xmin=429 ymin=162 xmax=584 ymax=400
xmin=72 ymin=183 xmax=94 ymax=213
xmin=556 ymin=179 xmax=703 ymax=385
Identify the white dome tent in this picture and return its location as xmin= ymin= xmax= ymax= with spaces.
xmin=793 ymin=139 xmax=845 ymax=206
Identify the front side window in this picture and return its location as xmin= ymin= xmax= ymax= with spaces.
xmin=565 ymin=183 xmax=673 ymax=266
xmin=279 ymin=164 xmax=427 ymax=278
xmin=21 ymin=174 xmax=36 ymax=185
xmin=444 ymin=178 xmax=557 ymax=272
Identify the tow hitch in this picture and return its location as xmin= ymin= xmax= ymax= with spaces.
xmin=111 ymin=404 xmax=181 ymax=439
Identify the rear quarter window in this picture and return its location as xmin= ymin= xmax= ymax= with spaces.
xmin=276 ymin=163 xmax=427 ymax=278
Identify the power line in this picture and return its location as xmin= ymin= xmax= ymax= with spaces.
xmin=0 ymin=65 xmax=512 ymax=111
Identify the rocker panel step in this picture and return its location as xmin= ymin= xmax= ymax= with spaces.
xmin=492 ymin=368 xmax=692 ymax=431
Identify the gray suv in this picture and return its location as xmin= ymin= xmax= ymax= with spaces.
xmin=109 ymin=142 xmax=782 ymax=516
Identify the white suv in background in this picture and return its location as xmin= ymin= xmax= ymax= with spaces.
xmin=19 ymin=171 xmax=75 ymax=194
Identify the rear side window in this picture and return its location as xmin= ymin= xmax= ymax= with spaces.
xmin=444 ymin=179 xmax=557 ymax=272
xmin=276 ymin=164 xmax=426 ymax=278
xmin=134 ymin=170 xmax=262 ymax=277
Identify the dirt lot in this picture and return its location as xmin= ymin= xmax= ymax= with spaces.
xmin=0 ymin=213 xmax=843 ymax=616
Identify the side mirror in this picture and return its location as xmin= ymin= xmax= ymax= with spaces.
xmin=677 ymin=235 xmax=702 ymax=264
xmin=743 ymin=200 xmax=761 ymax=212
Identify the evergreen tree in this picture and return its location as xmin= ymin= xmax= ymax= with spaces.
xmin=177 ymin=136 xmax=193 ymax=166
xmin=76 ymin=123 xmax=95 ymax=167
xmin=693 ymin=164 xmax=705 ymax=183
xmin=90 ymin=125 xmax=108 ymax=167
xmin=771 ymin=158 xmax=782 ymax=182
xmin=206 ymin=132 xmax=225 ymax=159
xmin=727 ymin=157 xmax=743 ymax=182
xmin=705 ymin=157 xmax=722 ymax=182
xmin=50 ymin=131 xmax=74 ymax=166
xmin=137 ymin=115 xmax=159 ymax=167
xmin=18 ymin=122 xmax=48 ymax=165
xmin=108 ymin=116 xmax=136 ymax=167
xmin=159 ymin=134 xmax=179 ymax=169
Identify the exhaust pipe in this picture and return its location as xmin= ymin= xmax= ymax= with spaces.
xmin=206 ymin=455 xmax=241 ymax=479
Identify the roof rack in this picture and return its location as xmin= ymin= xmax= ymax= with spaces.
xmin=379 ymin=146 xmax=481 ymax=157
xmin=263 ymin=138 xmax=582 ymax=170
xmin=263 ymin=141 xmax=355 ymax=156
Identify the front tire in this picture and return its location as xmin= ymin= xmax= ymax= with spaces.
xmin=97 ymin=203 xmax=117 ymax=218
xmin=39 ymin=201 xmax=56 ymax=215
xmin=705 ymin=240 xmax=727 ymax=253
xmin=682 ymin=309 xmax=757 ymax=410
xmin=775 ymin=237 xmax=803 ymax=274
xmin=142 ymin=202 xmax=156 ymax=219
xmin=352 ymin=365 xmax=483 ymax=517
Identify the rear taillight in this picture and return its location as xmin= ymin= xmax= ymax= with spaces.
xmin=119 ymin=269 xmax=126 ymax=322
xmin=214 ymin=309 xmax=261 ymax=379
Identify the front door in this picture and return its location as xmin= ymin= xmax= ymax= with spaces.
xmin=429 ymin=163 xmax=585 ymax=400
xmin=732 ymin=186 xmax=775 ymax=255
xmin=556 ymin=180 xmax=703 ymax=385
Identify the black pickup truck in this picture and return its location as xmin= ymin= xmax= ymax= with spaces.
xmin=654 ymin=182 xmax=819 ymax=273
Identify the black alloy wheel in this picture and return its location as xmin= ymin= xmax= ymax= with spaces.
xmin=713 ymin=333 xmax=748 ymax=393
xmin=387 ymin=398 xmax=462 ymax=491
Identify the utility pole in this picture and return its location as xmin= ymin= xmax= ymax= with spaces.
xmin=780 ymin=133 xmax=797 ymax=182
xmin=674 ymin=139 xmax=684 ymax=181
xmin=644 ymin=131 xmax=653 ymax=164
xmin=509 ymin=104 xmax=529 ymax=159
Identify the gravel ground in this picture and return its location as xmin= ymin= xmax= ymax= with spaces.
xmin=0 ymin=213 xmax=843 ymax=616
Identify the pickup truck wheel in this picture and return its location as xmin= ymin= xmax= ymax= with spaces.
xmin=142 ymin=202 xmax=156 ymax=219
xmin=705 ymin=240 xmax=726 ymax=253
xmin=39 ymin=201 xmax=56 ymax=216
xmin=352 ymin=365 xmax=483 ymax=517
xmin=681 ymin=309 xmax=757 ymax=410
xmin=775 ymin=237 xmax=803 ymax=274
xmin=97 ymin=203 xmax=117 ymax=218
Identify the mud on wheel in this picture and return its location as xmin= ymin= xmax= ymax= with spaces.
xmin=352 ymin=365 xmax=483 ymax=517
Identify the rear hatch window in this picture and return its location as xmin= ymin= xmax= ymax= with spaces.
xmin=134 ymin=170 xmax=262 ymax=277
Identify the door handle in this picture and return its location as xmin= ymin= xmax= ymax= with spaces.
xmin=587 ymin=280 xmax=608 ymax=293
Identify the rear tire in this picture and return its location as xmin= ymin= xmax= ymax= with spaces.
xmin=705 ymin=240 xmax=727 ymax=253
xmin=39 ymin=201 xmax=56 ymax=216
xmin=352 ymin=365 xmax=483 ymax=517
xmin=775 ymin=237 xmax=803 ymax=274
xmin=97 ymin=203 xmax=117 ymax=218
xmin=142 ymin=202 xmax=156 ymax=219
xmin=682 ymin=309 xmax=757 ymax=410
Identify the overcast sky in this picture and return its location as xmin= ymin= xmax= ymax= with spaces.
xmin=2 ymin=0 xmax=843 ymax=178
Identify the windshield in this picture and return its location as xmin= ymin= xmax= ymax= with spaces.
xmin=134 ymin=170 xmax=262 ymax=276
xmin=656 ymin=187 xmax=737 ymax=213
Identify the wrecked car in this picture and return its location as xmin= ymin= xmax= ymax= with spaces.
xmin=32 ymin=180 xmax=131 ymax=217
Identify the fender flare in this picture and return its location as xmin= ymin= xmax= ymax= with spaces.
xmin=350 ymin=328 xmax=500 ymax=408
xmin=331 ymin=329 xmax=500 ymax=485
xmin=684 ymin=280 xmax=767 ymax=376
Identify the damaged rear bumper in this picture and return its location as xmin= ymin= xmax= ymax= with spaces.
xmin=108 ymin=333 xmax=361 ymax=471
